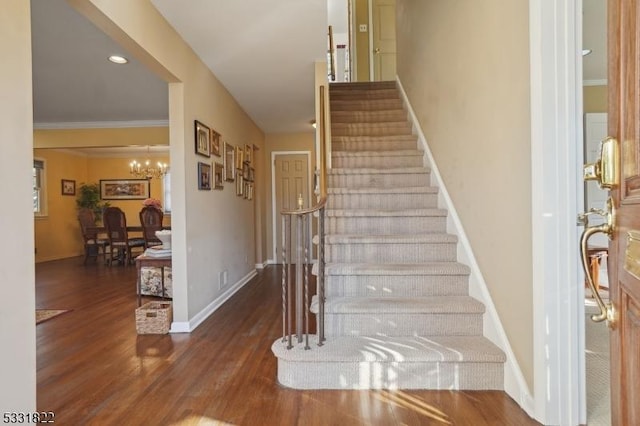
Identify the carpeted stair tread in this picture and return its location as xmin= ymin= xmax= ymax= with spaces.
xmin=328 ymin=167 xmax=429 ymax=175
xmin=272 ymin=335 xmax=505 ymax=364
xmin=332 ymin=150 xmax=423 ymax=158
xmin=326 ymin=233 xmax=457 ymax=244
xmin=333 ymin=134 xmax=418 ymax=143
xmin=314 ymin=296 xmax=485 ymax=315
xmin=325 ymin=262 xmax=471 ymax=276
xmin=325 ymin=208 xmax=447 ymax=217
xmin=327 ymin=186 xmax=438 ymax=195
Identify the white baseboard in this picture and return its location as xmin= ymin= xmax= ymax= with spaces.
xmin=397 ymin=77 xmax=533 ymax=415
xmin=169 ymin=269 xmax=257 ymax=333
xmin=255 ymin=261 xmax=268 ymax=269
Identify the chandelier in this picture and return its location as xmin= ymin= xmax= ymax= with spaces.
xmin=129 ymin=146 xmax=169 ymax=179
xmin=129 ymin=159 xmax=168 ymax=179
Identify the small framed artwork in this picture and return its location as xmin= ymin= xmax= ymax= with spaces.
xmin=246 ymin=182 xmax=254 ymax=200
xmin=244 ymin=144 xmax=253 ymax=166
xmin=195 ymin=120 xmax=211 ymax=157
xmin=248 ymin=167 xmax=255 ymax=182
xmin=100 ymin=179 xmax=150 ymax=200
xmin=224 ymin=142 xmax=235 ymax=181
xmin=235 ymin=146 xmax=244 ymax=169
xmin=242 ymin=162 xmax=250 ymax=181
xmin=214 ymin=163 xmax=224 ymax=190
xmin=236 ymin=175 xmax=244 ymax=196
xmin=198 ymin=162 xmax=211 ymax=190
xmin=61 ymin=179 xmax=76 ymax=196
xmin=211 ymin=130 xmax=221 ymax=157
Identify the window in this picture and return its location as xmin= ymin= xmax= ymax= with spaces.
xmin=33 ymin=158 xmax=47 ymax=216
xmin=163 ymin=171 xmax=171 ymax=214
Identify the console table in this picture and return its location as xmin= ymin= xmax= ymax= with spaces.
xmin=135 ymin=254 xmax=172 ymax=307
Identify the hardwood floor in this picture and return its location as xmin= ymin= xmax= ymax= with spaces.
xmin=36 ymin=257 xmax=540 ymax=425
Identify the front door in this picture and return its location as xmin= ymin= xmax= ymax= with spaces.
xmin=607 ymin=0 xmax=640 ymax=423
xmin=372 ymin=0 xmax=396 ymax=81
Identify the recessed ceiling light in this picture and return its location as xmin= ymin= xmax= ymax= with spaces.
xmin=582 ymin=49 xmax=592 ymax=56
xmin=108 ymin=55 xmax=128 ymax=64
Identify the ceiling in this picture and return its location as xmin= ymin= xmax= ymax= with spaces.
xmin=31 ymin=0 xmax=605 ymax=147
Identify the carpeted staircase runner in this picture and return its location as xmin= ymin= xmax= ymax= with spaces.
xmin=272 ymin=81 xmax=505 ymax=390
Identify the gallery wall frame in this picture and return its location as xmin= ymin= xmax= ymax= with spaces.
xmin=195 ymin=120 xmax=211 ymax=157
xmin=198 ymin=162 xmax=211 ymax=190
xmin=224 ymin=142 xmax=235 ymax=181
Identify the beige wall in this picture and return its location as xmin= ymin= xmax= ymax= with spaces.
xmin=264 ymin=132 xmax=316 ymax=261
xmin=396 ymin=0 xmax=533 ymax=390
xmin=69 ymin=0 xmax=266 ymax=323
xmin=583 ymin=85 xmax=607 ymax=113
xmin=0 ymin=0 xmax=36 ymax=412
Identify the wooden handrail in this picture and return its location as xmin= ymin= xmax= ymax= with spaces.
xmin=328 ymin=26 xmax=336 ymax=82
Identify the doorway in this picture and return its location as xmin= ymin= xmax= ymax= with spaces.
xmin=272 ymin=152 xmax=312 ymax=263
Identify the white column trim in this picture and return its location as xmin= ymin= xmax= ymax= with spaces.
xmin=529 ymin=0 xmax=584 ymax=424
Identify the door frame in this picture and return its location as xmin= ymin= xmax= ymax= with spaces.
xmin=529 ymin=0 xmax=586 ymax=424
xmin=270 ymin=151 xmax=313 ymax=263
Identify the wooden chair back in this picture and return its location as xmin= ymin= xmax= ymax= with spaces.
xmin=139 ymin=206 xmax=164 ymax=248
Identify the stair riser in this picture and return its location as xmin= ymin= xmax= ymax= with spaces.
xmin=277 ymin=360 xmax=504 ymax=390
xmin=331 ymin=99 xmax=404 ymax=112
xmin=330 ymin=89 xmax=400 ymax=101
xmin=326 ymin=216 xmax=446 ymax=235
xmin=329 ymin=172 xmax=429 ymax=188
xmin=332 ymin=154 xmax=423 ymax=168
xmin=325 ymin=275 xmax=469 ymax=297
xmin=332 ymin=124 xmax=412 ymax=137
xmin=333 ymin=139 xmax=418 ymax=152
xmin=326 ymin=243 xmax=457 ymax=263
xmin=330 ymin=81 xmax=397 ymax=90
xmin=327 ymin=193 xmax=437 ymax=209
xmin=323 ymin=313 xmax=483 ymax=337
xmin=331 ymin=111 xmax=408 ymax=123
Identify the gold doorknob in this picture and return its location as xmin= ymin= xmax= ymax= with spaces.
xmin=579 ymin=198 xmax=617 ymax=327
xmin=374 ymin=48 xmax=380 ymax=54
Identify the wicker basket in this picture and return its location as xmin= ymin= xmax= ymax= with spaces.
xmin=135 ymin=301 xmax=172 ymax=334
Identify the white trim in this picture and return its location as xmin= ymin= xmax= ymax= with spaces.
xmin=368 ymin=0 xmax=374 ymax=80
xmin=396 ymin=77 xmax=535 ymax=417
xmin=529 ymin=0 xmax=583 ymax=424
xmin=33 ymin=119 xmax=169 ymax=129
xmin=169 ymin=269 xmax=257 ymax=333
xmin=270 ymin=151 xmax=313 ymax=263
xmin=583 ymin=79 xmax=607 ymax=87
xmin=255 ymin=262 xmax=268 ymax=270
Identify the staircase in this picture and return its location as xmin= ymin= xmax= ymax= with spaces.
xmin=272 ymin=81 xmax=505 ymax=390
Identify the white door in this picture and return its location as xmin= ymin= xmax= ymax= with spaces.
xmin=372 ymin=0 xmax=396 ymax=81
xmin=274 ymin=154 xmax=309 ymax=263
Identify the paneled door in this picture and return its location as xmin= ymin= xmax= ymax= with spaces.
xmin=274 ymin=154 xmax=309 ymax=263
xmin=607 ymin=0 xmax=640 ymax=423
xmin=372 ymin=0 xmax=396 ymax=81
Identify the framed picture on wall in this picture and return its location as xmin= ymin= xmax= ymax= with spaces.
xmin=61 ymin=179 xmax=76 ymax=196
xmin=244 ymin=144 xmax=253 ymax=166
xmin=214 ymin=163 xmax=224 ymax=190
xmin=235 ymin=145 xmax=244 ymax=169
xmin=195 ymin=120 xmax=211 ymax=157
xmin=211 ymin=130 xmax=221 ymax=157
xmin=100 ymin=179 xmax=150 ymax=200
xmin=236 ymin=175 xmax=244 ymax=196
xmin=224 ymin=142 xmax=235 ymax=181
xmin=198 ymin=162 xmax=211 ymax=190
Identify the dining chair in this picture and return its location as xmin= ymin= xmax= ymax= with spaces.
xmin=139 ymin=206 xmax=164 ymax=249
xmin=77 ymin=208 xmax=109 ymax=265
xmin=103 ymin=207 xmax=145 ymax=265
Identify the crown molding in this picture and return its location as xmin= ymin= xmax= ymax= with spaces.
xmin=33 ymin=119 xmax=169 ymax=130
xmin=582 ymin=79 xmax=607 ymax=87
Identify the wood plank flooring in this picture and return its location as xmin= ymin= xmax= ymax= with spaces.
xmin=36 ymin=257 xmax=540 ymax=425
